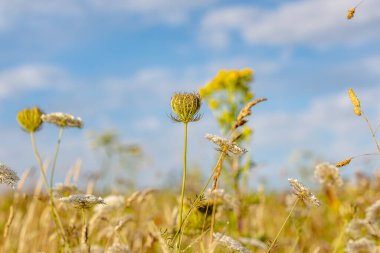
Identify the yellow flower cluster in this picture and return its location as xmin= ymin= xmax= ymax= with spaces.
xmin=199 ymin=69 xmax=254 ymax=104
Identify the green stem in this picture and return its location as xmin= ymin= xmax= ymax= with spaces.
xmin=177 ymin=123 xmax=188 ymax=252
xmin=332 ymin=221 xmax=347 ymax=253
xmin=266 ymin=198 xmax=299 ymax=253
xmin=30 ymin=132 xmax=71 ymax=252
xmin=50 ymin=127 xmax=63 ymax=188
xmin=172 ymin=152 xmax=225 ymax=246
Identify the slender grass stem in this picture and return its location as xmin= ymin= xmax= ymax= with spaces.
xmin=30 ymin=132 xmax=71 ymax=252
xmin=332 ymin=221 xmax=347 ymax=253
xmin=81 ymin=208 xmax=90 ymax=253
xmin=172 ymin=152 xmax=225 ymax=246
xmin=266 ymin=198 xmax=299 ymax=253
xmin=176 ymin=122 xmax=188 ymax=252
xmin=362 ymin=114 xmax=380 ymax=152
xmin=50 ymin=127 xmax=63 ymax=188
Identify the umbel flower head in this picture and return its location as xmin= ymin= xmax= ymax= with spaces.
xmin=170 ymin=92 xmax=202 ymax=123
xmin=60 ymin=194 xmax=105 ymax=209
xmin=205 ymin=133 xmax=247 ymax=156
xmin=314 ymin=162 xmax=343 ymax=187
xmin=42 ymin=112 xmax=83 ymax=128
xmin=288 ymin=178 xmax=320 ymax=207
xmin=345 ymin=238 xmax=376 ymax=253
xmin=0 ymin=164 xmax=19 ymax=188
xmin=17 ymin=107 xmax=43 ymax=133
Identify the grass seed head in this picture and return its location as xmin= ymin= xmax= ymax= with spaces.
xmin=0 ymin=164 xmax=19 ymax=188
xmin=288 ymin=178 xmax=320 ymax=207
xmin=314 ymin=162 xmax=343 ymax=187
xmin=170 ymin=92 xmax=202 ymax=123
xmin=347 ymin=8 xmax=356 ymax=20
xmin=60 ymin=194 xmax=105 ymax=209
xmin=348 ymin=88 xmax=361 ymax=108
xmin=336 ymin=158 xmax=352 ymax=168
xmin=42 ymin=112 xmax=83 ymax=128
xmin=354 ymin=106 xmax=362 ymax=116
xmin=205 ymin=133 xmax=247 ymax=156
xmin=17 ymin=107 xmax=43 ymax=133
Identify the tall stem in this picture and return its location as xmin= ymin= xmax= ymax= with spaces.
xmin=177 ymin=123 xmax=188 ymax=252
xmin=266 ymin=198 xmax=299 ymax=253
xmin=30 ymin=132 xmax=70 ymax=251
xmin=50 ymin=127 xmax=63 ymax=188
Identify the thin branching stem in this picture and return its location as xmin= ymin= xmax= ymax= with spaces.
xmin=266 ymin=198 xmax=299 ymax=253
xmin=50 ymin=127 xmax=63 ymax=188
xmin=361 ymin=114 xmax=380 ymax=152
xmin=30 ymin=132 xmax=71 ymax=252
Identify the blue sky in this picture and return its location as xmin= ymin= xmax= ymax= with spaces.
xmin=1 ymin=0 xmax=380 ymax=189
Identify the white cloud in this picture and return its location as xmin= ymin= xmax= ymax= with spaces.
xmin=200 ymin=0 xmax=380 ymax=48
xmin=0 ymin=65 xmax=69 ymax=97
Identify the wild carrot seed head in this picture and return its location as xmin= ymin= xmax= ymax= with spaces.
xmin=60 ymin=194 xmax=105 ymax=209
xmin=0 ymin=164 xmax=19 ymax=188
xmin=288 ymin=178 xmax=320 ymax=207
xmin=205 ymin=133 xmax=247 ymax=156
xmin=314 ymin=162 xmax=343 ymax=187
xmin=42 ymin=112 xmax=83 ymax=128
xmin=345 ymin=238 xmax=376 ymax=253
xmin=170 ymin=92 xmax=202 ymax=123
xmin=17 ymin=107 xmax=44 ymax=133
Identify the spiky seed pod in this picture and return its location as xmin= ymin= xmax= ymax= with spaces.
xmin=348 ymin=88 xmax=361 ymax=108
xmin=288 ymin=178 xmax=320 ymax=207
xmin=347 ymin=8 xmax=356 ymax=19
xmin=17 ymin=107 xmax=43 ymax=133
xmin=41 ymin=112 xmax=83 ymax=128
xmin=170 ymin=92 xmax=202 ymax=123
xmin=60 ymin=194 xmax=105 ymax=209
xmin=336 ymin=158 xmax=352 ymax=168
xmin=0 ymin=164 xmax=19 ymax=188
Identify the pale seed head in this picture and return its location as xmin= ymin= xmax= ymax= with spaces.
xmin=0 ymin=164 xmax=19 ymax=189
xmin=170 ymin=92 xmax=202 ymax=123
xmin=60 ymin=194 xmax=105 ymax=209
xmin=17 ymin=107 xmax=43 ymax=133
xmin=205 ymin=133 xmax=247 ymax=156
xmin=288 ymin=178 xmax=320 ymax=207
xmin=314 ymin=162 xmax=343 ymax=187
xmin=42 ymin=112 xmax=83 ymax=128
xmin=345 ymin=238 xmax=376 ymax=253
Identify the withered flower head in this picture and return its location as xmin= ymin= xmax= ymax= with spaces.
xmin=17 ymin=107 xmax=43 ymax=133
xmin=42 ymin=112 xmax=83 ymax=128
xmin=53 ymin=183 xmax=80 ymax=198
xmin=170 ymin=92 xmax=202 ymax=123
xmin=288 ymin=178 xmax=320 ymax=207
xmin=205 ymin=133 xmax=247 ymax=156
xmin=60 ymin=194 xmax=105 ymax=209
xmin=345 ymin=238 xmax=376 ymax=253
xmin=0 ymin=164 xmax=19 ymax=188
xmin=314 ymin=162 xmax=343 ymax=187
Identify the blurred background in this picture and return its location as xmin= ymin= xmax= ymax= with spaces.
xmin=0 ymin=0 xmax=380 ymax=190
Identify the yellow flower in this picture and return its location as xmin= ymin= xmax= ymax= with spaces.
xmin=17 ymin=107 xmax=43 ymax=133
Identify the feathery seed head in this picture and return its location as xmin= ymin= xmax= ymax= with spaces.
xmin=314 ymin=162 xmax=343 ymax=187
xmin=17 ymin=107 xmax=43 ymax=133
xmin=205 ymin=133 xmax=247 ymax=156
xmin=42 ymin=112 xmax=83 ymax=128
xmin=60 ymin=194 xmax=105 ymax=209
xmin=347 ymin=8 xmax=356 ymax=20
xmin=336 ymin=158 xmax=352 ymax=168
xmin=345 ymin=238 xmax=376 ymax=253
xmin=346 ymin=219 xmax=372 ymax=239
xmin=170 ymin=92 xmax=202 ymax=123
xmin=288 ymin=178 xmax=320 ymax=207
xmin=213 ymin=233 xmax=250 ymax=253
xmin=0 ymin=164 xmax=19 ymax=188
xmin=365 ymin=200 xmax=380 ymax=231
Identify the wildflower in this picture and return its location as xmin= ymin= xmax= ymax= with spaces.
xmin=288 ymin=178 xmax=320 ymax=207
xmin=336 ymin=158 xmax=352 ymax=168
xmin=346 ymin=219 xmax=372 ymax=239
xmin=347 ymin=8 xmax=356 ymax=20
xmin=16 ymin=107 xmax=43 ymax=132
xmin=42 ymin=112 xmax=83 ymax=128
xmin=205 ymin=134 xmax=247 ymax=156
xmin=365 ymin=200 xmax=380 ymax=232
xmin=170 ymin=92 xmax=202 ymax=123
xmin=314 ymin=162 xmax=343 ymax=187
xmin=345 ymin=238 xmax=376 ymax=253
xmin=0 ymin=164 xmax=19 ymax=188
xmin=60 ymin=194 xmax=105 ymax=209
xmin=213 ymin=233 xmax=250 ymax=253
xmin=53 ymin=183 xmax=80 ymax=198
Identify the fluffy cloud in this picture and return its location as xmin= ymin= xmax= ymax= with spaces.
xmin=200 ymin=0 xmax=380 ymax=48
